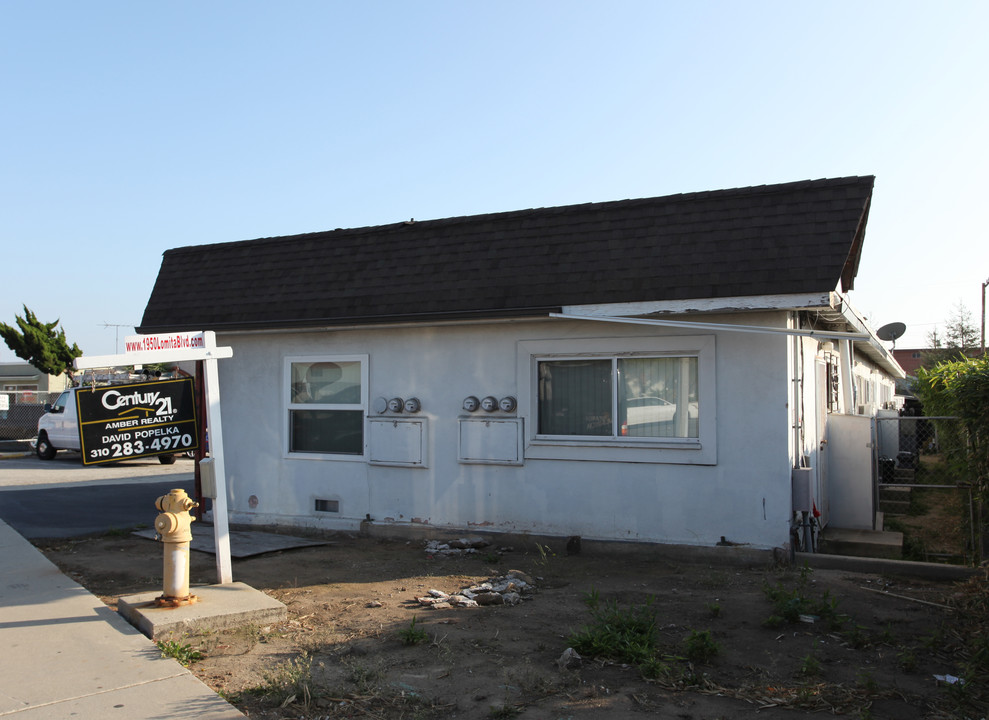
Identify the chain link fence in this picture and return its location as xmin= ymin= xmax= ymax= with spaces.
xmin=0 ymin=390 xmax=63 ymax=442
xmin=875 ymin=415 xmax=983 ymax=565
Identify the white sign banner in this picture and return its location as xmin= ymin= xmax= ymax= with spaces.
xmin=124 ymin=332 xmax=208 ymax=354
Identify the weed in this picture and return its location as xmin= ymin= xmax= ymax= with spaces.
xmin=843 ymin=625 xmax=872 ymax=650
xmin=216 ymin=688 xmax=241 ymax=703
xmin=639 ymin=656 xmax=680 ymax=680
xmin=398 ymin=615 xmax=429 ymax=646
xmin=878 ymin=623 xmax=896 ymax=644
xmin=103 ymin=527 xmax=128 ymax=538
xmin=798 ymin=653 xmax=820 ymax=677
xmin=706 ymin=601 xmax=721 ymax=618
xmin=762 ymin=564 xmax=845 ymax=629
xmin=856 ymin=669 xmax=879 ymax=694
xmin=683 ymin=629 xmax=719 ymax=663
xmin=762 ymin=614 xmax=786 ymax=629
xmin=344 ymin=658 xmax=382 ymax=693
xmin=533 ymin=543 xmax=555 ymax=567
xmin=253 ymin=653 xmax=315 ymax=708
xmin=155 ymin=639 xmax=203 ymax=666
xmin=567 ymin=589 xmax=658 ymax=665
xmin=483 ymin=552 xmax=501 ymax=564
xmin=897 ymin=648 xmax=918 ymax=672
xmin=242 ymin=623 xmax=272 ymax=647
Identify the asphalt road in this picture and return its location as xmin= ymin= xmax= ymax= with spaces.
xmin=0 ymin=451 xmax=196 ymax=539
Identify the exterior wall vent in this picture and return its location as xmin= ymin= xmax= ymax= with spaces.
xmin=315 ymin=499 xmax=339 ymax=513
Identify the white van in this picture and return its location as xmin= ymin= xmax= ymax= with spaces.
xmin=36 ymin=387 xmax=177 ymax=464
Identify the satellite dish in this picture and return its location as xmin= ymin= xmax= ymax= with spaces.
xmin=877 ymin=322 xmax=907 ymax=347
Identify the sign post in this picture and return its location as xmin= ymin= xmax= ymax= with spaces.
xmin=74 ymin=331 xmax=234 ymax=584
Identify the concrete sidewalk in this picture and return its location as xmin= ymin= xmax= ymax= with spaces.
xmin=0 ymin=519 xmax=243 ymax=719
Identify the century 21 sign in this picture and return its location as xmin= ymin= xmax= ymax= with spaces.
xmin=76 ymin=378 xmax=199 ymax=465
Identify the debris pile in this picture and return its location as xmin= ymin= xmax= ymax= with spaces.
xmin=414 ymin=570 xmax=536 ymax=609
xmin=424 ymin=536 xmax=511 ymax=557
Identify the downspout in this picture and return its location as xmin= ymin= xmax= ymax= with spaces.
xmin=840 ymin=339 xmax=854 ymax=413
xmin=790 ymin=313 xmax=814 ymax=553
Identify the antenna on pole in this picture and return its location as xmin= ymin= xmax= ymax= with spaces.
xmin=102 ymin=323 xmax=135 ymax=355
xmin=877 ymin=322 xmax=907 ymax=350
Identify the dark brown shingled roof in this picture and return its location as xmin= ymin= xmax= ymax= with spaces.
xmin=138 ymin=176 xmax=873 ymax=333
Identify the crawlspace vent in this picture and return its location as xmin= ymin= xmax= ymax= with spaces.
xmin=315 ymin=499 xmax=340 ymax=513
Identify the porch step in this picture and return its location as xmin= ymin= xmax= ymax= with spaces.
xmin=879 ymin=485 xmax=912 ymax=516
xmin=894 ymin=468 xmax=916 ymax=482
xmin=817 ymin=527 xmax=903 ymax=560
xmin=880 ymin=500 xmax=911 ymax=516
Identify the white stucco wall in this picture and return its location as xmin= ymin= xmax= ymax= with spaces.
xmin=212 ymin=315 xmax=796 ymax=549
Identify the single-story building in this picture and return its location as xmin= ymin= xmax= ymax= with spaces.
xmin=138 ymin=176 xmax=903 ymax=552
xmin=0 ymin=362 xmax=71 ymax=439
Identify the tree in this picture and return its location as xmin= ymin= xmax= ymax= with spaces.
xmin=0 ymin=305 xmax=82 ymax=377
xmin=923 ymin=302 xmax=980 ymax=367
xmin=943 ymin=302 xmax=979 ymax=351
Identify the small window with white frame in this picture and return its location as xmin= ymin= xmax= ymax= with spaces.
xmin=286 ymin=356 xmax=367 ymax=458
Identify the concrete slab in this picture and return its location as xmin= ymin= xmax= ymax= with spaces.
xmin=118 ymin=582 xmax=287 ymax=640
xmin=132 ymin=525 xmax=330 ymax=558
xmin=819 ymin=526 xmax=903 ymax=560
xmin=798 ymin=552 xmax=978 ymax=581
xmin=5 ymin=674 xmax=244 ymax=720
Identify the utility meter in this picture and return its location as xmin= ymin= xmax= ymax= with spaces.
xmin=403 ymin=397 xmax=421 ymax=413
xmin=462 ymin=396 xmax=480 ymax=412
xmin=499 ymin=396 xmax=517 ymax=412
xmin=387 ymin=397 xmax=404 ymax=413
xmin=481 ymin=396 xmax=498 ymax=412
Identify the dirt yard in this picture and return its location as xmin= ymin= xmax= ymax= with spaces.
xmin=37 ymin=531 xmax=988 ymax=719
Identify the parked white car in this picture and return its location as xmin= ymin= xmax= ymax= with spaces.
xmin=621 ymin=396 xmax=699 ymax=436
xmin=36 ymin=387 xmax=177 ymax=464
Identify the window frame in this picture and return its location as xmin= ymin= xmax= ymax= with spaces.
xmin=518 ymin=335 xmax=717 ymax=465
xmin=284 ymin=354 xmax=369 ymax=461
xmin=536 ymin=354 xmax=699 ymax=441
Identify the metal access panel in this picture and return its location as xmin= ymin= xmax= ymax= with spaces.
xmin=369 ymin=417 xmax=427 ymax=467
xmin=458 ymin=417 xmax=524 ymax=465
xmin=826 ymin=413 xmax=875 ymax=530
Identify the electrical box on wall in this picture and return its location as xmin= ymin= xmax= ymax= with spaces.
xmin=199 ymin=458 xmax=217 ymax=499
xmin=458 ymin=417 xmax=524 ymax=465
xmin=369 ymin=418 xmax=427 ymax=467
xmin=791 ymin=467 xmax=814 ymax=512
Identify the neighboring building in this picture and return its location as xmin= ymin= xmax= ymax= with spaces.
xmin=0 ymin=362 xmax=71 ymax=439
xmin=892 ymin=348 xmax=927 ymax=378
xmin=0 ymin=362 xmax=70 ymax=396
xmin=138 ymin=176 xmax=903 ymax=552
xmin=893 ymin=347 xmax=982 ymax=378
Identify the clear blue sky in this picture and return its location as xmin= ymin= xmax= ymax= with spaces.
xmin=3 ymin=1 xmax=987 ymax=359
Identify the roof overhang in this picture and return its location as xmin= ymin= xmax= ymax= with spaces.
xmin=556 ymin=290 xmax=905 ymax=380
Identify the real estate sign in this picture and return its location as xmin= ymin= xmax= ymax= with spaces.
xmin=76 ymin=377 xmax=198 ymax=465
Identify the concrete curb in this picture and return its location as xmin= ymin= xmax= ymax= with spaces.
xmin=0 ymin=452 xmax=31 ymax=460
xmin=796 ymin=552 xmax=979 ymax=581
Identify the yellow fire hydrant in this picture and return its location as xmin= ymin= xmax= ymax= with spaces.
xmin=154 ymin=488 xmax=200 ymax=607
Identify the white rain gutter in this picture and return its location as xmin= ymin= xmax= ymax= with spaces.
xmin=548 ymin=312 xmax=870 ymax=340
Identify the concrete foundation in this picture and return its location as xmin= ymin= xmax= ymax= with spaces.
xmin=119 ymin=582 xmax=287 ymax=640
